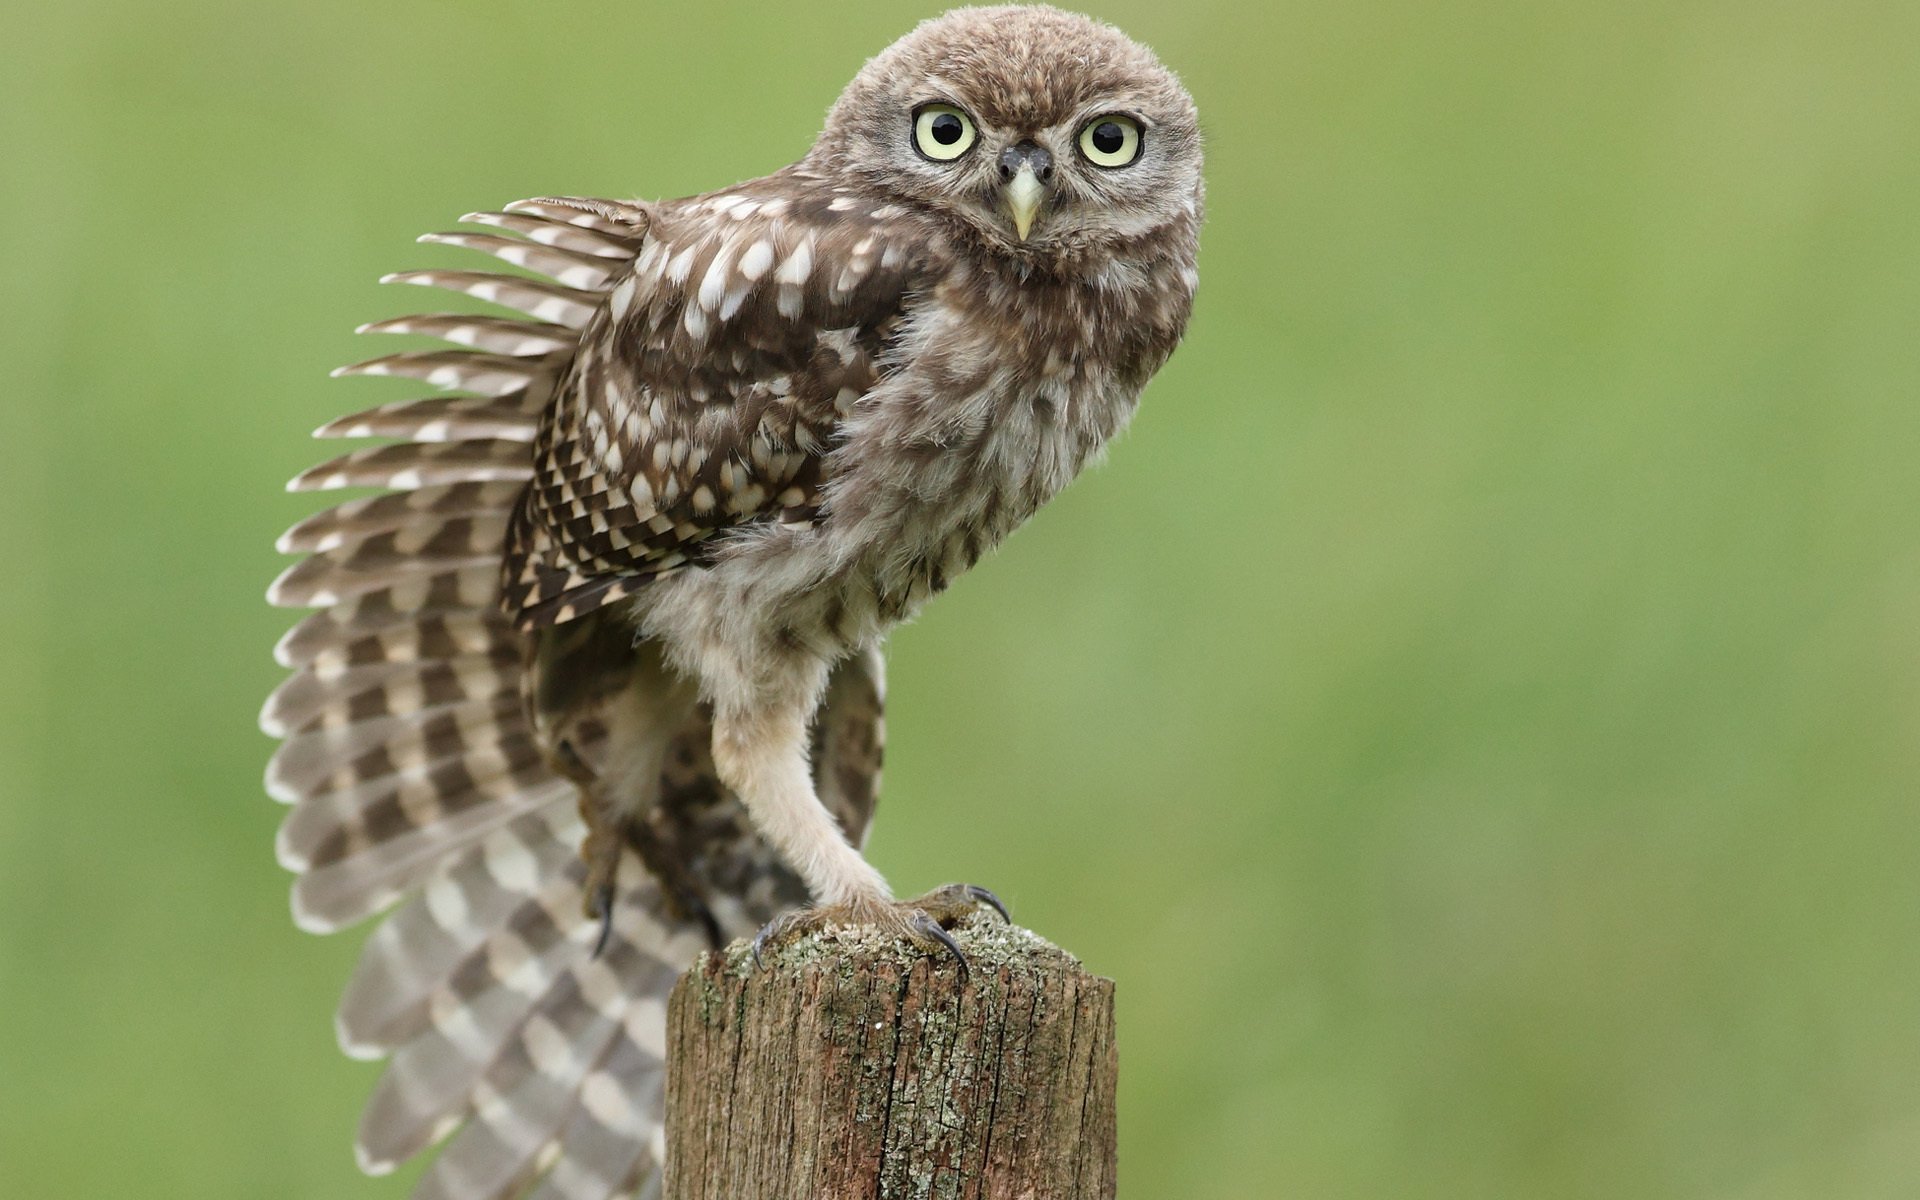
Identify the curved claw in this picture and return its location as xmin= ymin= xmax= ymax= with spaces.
xmin=590 ymin=882 xmax=616 ymax=959
xmin=910 ymin=911 xmax=970 ymax=985
xmin=745 ymin=883 xmax=1005 ymax=981
xmin=963 ymin=884 xmax=1010 ymax=923
xmin=750 ymin=912 xmax=792 ymax=969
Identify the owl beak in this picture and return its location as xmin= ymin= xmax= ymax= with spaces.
xmin=998 ymin=141 xmax=1053 ymax=242
xmin=1004 ymin=165 xmax=1045 ymax=241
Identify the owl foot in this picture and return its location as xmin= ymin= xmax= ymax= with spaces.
xmin=564 ymin=740 xmax=725 ymax=956
xmin=751 ymin=883 xmax=1009 ymax=983
xmin=554 ymin=740 xmax=626 ymax=959
xmin=580 ymin=823 xmax=623 ymax=960
xmin=579 ymin=813 xmax=729 ymax=957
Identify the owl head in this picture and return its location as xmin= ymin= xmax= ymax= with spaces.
xmin=812 ymin=5 xmax=1202 ymax=263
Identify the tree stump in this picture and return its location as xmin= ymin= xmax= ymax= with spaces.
xmin=663 ymin=912 xmax=1117 ymax=1199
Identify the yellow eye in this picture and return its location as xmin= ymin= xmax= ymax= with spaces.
xmin=912 ymin=104 xmax=977 ymax=161
xmin=1078 ymin=115 xmax=1142 ymax=168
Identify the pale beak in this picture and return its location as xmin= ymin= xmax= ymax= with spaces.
xmin=1004 ymin=164 xmax=1045 ymax=241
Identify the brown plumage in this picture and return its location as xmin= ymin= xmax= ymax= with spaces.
xmin=264 ymin=6 xmax=1200 ymax=1197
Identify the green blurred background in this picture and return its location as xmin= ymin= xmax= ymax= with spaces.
xmin=4 ymin=0 xmax=1918 ymax=1195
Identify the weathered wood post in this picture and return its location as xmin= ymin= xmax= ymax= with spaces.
xmin=663 ymin=913 xmax=1117 ymax=1199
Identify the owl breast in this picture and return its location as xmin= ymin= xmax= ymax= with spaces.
xmin=633 ymin=228 xmax=1195 ymax=665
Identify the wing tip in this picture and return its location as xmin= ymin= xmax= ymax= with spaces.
xmin=354 ymin=1141 xmax=399 ymax=1178
xmin=270 ymin=623 xmax=305 ymax=667
xmin=266 ymin=562 xmax=333 ymax=609
xmin=272 ymin=809 xmax=312 ymax=868
xmin=290 ymin=891 xmax=343 ymax=936
xmin=335 ymin=1011 xmax=388 ymax=1063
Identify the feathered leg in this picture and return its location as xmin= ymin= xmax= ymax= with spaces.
xmin=706 ymin=652 xmax=1003 ymax=977
xmin=526 ymin=615 xmax=715 ymax=954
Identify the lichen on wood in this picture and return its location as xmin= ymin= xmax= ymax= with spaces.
xmin=664 ymin=912 xmax=1117 ymax=1200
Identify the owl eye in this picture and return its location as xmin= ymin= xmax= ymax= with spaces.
xmin=1078 ymin=115 xmax=1143 ymax=168
xmin=912 ymin=104 xmax=977 ymax=162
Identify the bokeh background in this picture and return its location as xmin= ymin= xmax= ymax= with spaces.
xmin=4 ymin=0 xmax=1918 ymax=1196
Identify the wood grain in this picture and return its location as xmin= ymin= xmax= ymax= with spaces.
xmin=664 ymin=914 xmax=1117 ymax=1199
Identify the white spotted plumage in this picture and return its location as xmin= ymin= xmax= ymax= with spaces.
xmin=266 ymin=7 xmax=1198 ymax=1199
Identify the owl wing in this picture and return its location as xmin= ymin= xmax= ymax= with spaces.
xmin=264 ymin=195 xmax=890 ymax=1200
xmin=498 ymin=182 xmax=932 ymax=630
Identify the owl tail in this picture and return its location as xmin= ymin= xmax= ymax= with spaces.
xmin=263 ymin=201 xmax=693 ymax=1199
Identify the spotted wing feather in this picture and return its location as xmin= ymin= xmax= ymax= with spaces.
xmin=498 ymin=172 xmax=931 ymax=630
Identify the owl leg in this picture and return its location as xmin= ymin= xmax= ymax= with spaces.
xmin=710 ymin=678 xmax=1006 ymax=978
xmin=533 ymin=621 xmax=711 ymax=954
xmin=548 ymin=738 xmax=626 ymax=957
xmin=711 ymin=698 xmax=894 ymax=915
xmin=555 ymin=736 xmax=722 ymax=956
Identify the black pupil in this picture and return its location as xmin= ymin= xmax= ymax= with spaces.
xmin=929 ymin=113 xmax=963 ymax=145
xmin=1091 ymin=122 xmax=1126 ymax=155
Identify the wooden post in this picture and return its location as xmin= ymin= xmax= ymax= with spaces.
xmin=663 ymin=912 xmax=1117 ymax=1199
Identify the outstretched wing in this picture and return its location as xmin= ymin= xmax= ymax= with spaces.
xmin=264 ymin=196 xmax=887 ymax=1200
xmin=498 ymin=175 xmax=934 ymax=629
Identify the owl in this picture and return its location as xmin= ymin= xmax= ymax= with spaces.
xmin=263 ymin=5 xmax=1201 ymax=1196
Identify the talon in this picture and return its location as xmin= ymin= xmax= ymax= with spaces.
xmin=746 ymin=885 xmax=1003 ymax=983
xmin=964 ymin=885 xmax=1010 ymax=923
xmin=590 ymin=882 xmax=616 ymax=959
xmin=911 ymin=882 xmax=1010 ymax=927
xmin=911 ymin=911 xmax=970 ymax=985
xmin=750 ymin=912 xmax=793 ymax=969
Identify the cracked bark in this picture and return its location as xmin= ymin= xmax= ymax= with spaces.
xmin=663 ymin=914 xmax=1117 ymax=1199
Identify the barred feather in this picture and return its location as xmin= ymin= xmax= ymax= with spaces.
xmin=405 ymin=925 xmax=680 ymax=1200
xmin=417 ymin=233 xmax=624 ymax=292
xmin=287 ymin=439 xmax=534 ymax=493
xmin=275 ymin=609 xmax=511 ymax=671
xmin=349 ymin=864 xmax=692 ymax=1175
xmin=458 ymin=211 xmax=639 ymax=258
xmin=267 ymin=196 xmax=885 ymax=1200
xmin=524 ymin=1036 xmax=665 ymax=1200
xmin=500 ymin=197 xmax=649 ymax=242
xmin=355 ymin=863 xmax=595 ymax=1171
xmin=291 ymin=774 xmax=571 ymax=932
xmin=380 ymin=270 xmax=601 ymax=329
xmin=338 ymin=810 xmax=586 ymax=1058
xmin=331 ymin=349 xmax=565 ymax=397
xmin=277 ymin=483 xmax=527 ymax=554
xmin=278 ymin=725 xmax=549 ymax=856
xmin=267 ymin=200 xmax=694 ymax=1200
xmin=315 ymin=394 xmax=546 ymax=444
xmin=262 ymin=651 xmax=522 ymax=739
xmin=269 ymin=701 xmax=536 ymax=811
xmin=357 ymin=313 xmax=579 ymax=356
xmin=267 ymin=537 xmax=503 ymax=613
